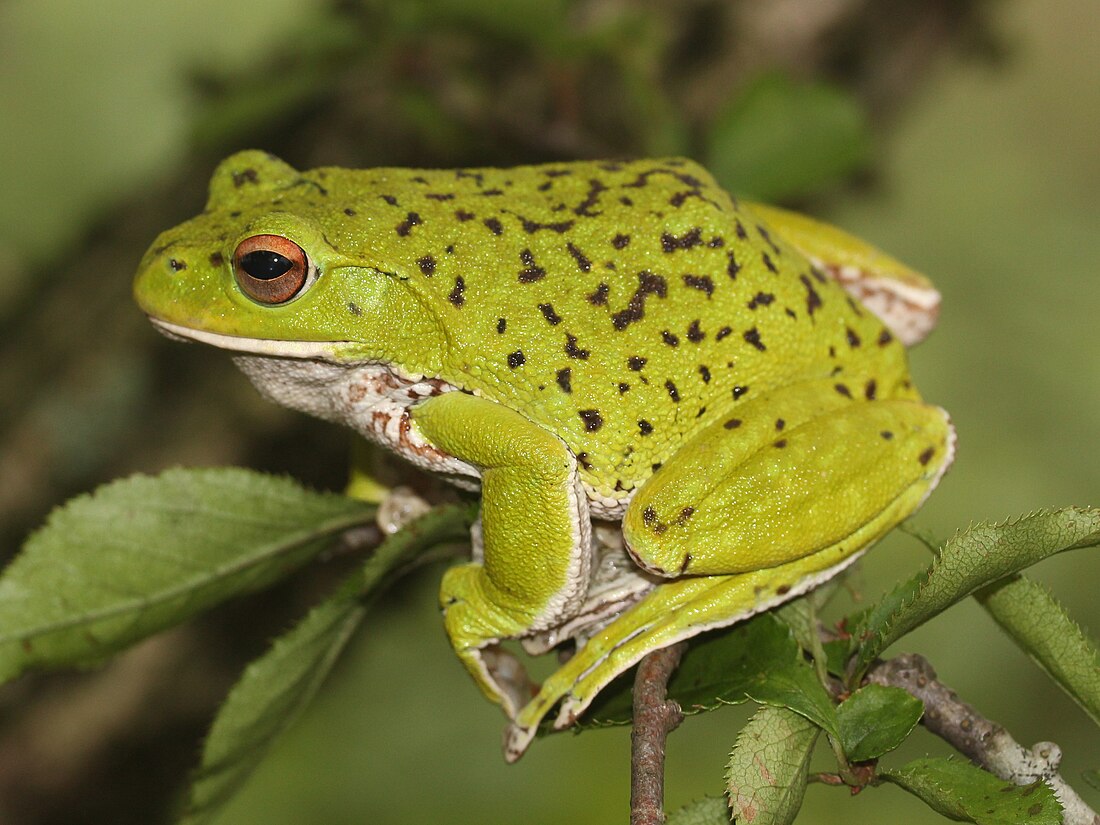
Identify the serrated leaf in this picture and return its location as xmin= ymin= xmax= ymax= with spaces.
xmin=178 ymin=504 xmax=472 ymax=825
xmin=706 ymin=72 xmax=871 ymax=201
xmin=0 ymin=468 xmax=376 ymax=685
xmin=976 ymin=574 xmax=1100 ymax=729
xmin=726 ymin=705 xmax=819 ymax=825
xmin=665 ymin=796 xmax=730 ymax=825
xmin=880 ymin=757 xmax=1062 ymax=824
xmin=836 ymin=684 xmax=923 ymax=762
xmin=583 ymin=613 xmax=838 ymax=738
xmin=853 ymin=508 xmax=1100 ymax=678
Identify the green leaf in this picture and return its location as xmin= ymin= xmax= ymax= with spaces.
xmin=705 ymin=72 xmax=871 ymax=201
xmin=976 ymin=574 xmax=1100 ymax=729
xmin=0 ymin=468 xmax=375 ymax=685
xmin=774 ymin=578 xmax=841 ymax=656
xmin=665 ymin=796 xmax=730 ymax=825
xmin=836 ymin=684 xmax=923 ymax=762
xmin=584 ymin=613 xmax=838 ymax=738
xmin=726 ymin=705 xmax=819 ymax=825
xmin=852 ymin=508 xmax=1100 ymax=678
xmin=179 ymin=504 xmax=473 ymax=825
xmin=880 ymin=757 xmax=1062 ymax=824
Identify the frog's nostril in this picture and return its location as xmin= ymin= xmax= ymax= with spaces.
xmin=168 ymin=258 xmax=188 ymax=273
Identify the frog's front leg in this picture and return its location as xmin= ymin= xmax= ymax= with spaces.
xmin=505 ymin=379 xmax=954 ymax=759
xmin=411 ymin=391 xmax=591 ymax=718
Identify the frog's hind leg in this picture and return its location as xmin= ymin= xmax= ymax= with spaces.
xmin=504 ymin=548 xmax=861 ymax=761
xmin=748 ymin=202 xmax=940 ymax=345
xmin=505 ymin=379 xmax=954 ymax=760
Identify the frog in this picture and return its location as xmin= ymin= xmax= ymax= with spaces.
xmin=134 ymin=151 xmax=954 ymax=760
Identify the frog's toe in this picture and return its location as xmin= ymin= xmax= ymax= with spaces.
xmin=503 ymin=720 xmax=540 ymax=763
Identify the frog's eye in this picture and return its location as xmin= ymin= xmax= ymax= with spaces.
xmin=232 ymin=234 xmax=316 ymax=304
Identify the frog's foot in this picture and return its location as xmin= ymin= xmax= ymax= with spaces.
xmin=502 ymin=548 xmax=860 ymax=761
xmin=441 ymin=562 xmax=551 ymax=719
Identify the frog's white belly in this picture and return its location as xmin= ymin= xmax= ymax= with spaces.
xmin=233 ymin=355 xmax=482 ymax=483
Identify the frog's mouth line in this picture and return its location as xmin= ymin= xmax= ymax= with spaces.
xmin=148 ymin=317 xmax=346 ymax=360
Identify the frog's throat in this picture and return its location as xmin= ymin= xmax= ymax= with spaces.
xmin=148 ymin=318 xmax=348 ymax=360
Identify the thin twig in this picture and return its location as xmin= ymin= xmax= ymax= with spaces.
xmin=867 ymin=652 xmax=1100 ymax=825
xmin=630 ymin=642 xmax=689 ymax=825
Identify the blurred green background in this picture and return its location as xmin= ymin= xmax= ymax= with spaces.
xmin=0 ymin=1 xmax=1097 ymax=823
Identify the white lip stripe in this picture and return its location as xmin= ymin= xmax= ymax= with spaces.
xmin=149 ymin=318 xmax=346 ymax=359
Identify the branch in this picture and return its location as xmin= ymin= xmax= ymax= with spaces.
xmin=867 ymin=652 xmax=1099 ymax=825
xmin=630 ymin=642 xmax=688 ymax=825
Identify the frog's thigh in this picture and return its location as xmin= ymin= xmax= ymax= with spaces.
xmin=411 ymin=391 xmax=590 ymax=718
xmin=624 ymin=395 xmax=955 ymax=579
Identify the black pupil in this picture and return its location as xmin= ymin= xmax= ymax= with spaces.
xmin=240 ymin=250 xmax=294 ymax=280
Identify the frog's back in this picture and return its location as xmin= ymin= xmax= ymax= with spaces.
xmin=308 ymin=158 xmax=907 ymax=499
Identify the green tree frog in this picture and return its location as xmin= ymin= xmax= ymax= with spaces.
xmin=134 ymin=151 xmax=953 ymax=760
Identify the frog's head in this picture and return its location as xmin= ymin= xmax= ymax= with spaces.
xmin=134 ymin=150 xmax=444 ymax=370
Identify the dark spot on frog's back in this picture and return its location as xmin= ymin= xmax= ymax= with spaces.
xmin=566 ymin=242 xmax=592 ymax=272
xmin=347 ymin=302 xmax=362 ymax=316
xmin=799 ymin=273 xmax=823 ymax=316
xmin=483 ymin=217 xmax=504 ymax=235
xmin=587 ymin=283 xmax=610 ymax=306
xmin=682 ymin=274 xmax=715 ymax=296
xmin=556 ymin=368 xmax=572 ymax=393
xmin=518 ymin=249 xmax=546 ymax=283
xmin=232 ymin=168 xmax=258 ymax=188
xmin=448 ymin=276 xmax=466 ymax=307
xmin=578 ymin=409 xmax=603 ymax=432
xmin=665 ymin=380 xmax=680 ymax=402
xmin=638 ymin=419 xmax=653 ymax=435
xmin=564 ymin=333 xmax=591 ymax=360
xmin=747 ymin=291 xmax=774 ymax=310
xmin=919 ymin=447 xmax=936 ymax=466
xmin=417 ymin=255 xmax=436 ymax=276
xmin=395 ymin=212 xmax=422 ymax=236
xmin=520 ymin=216 xmax=574 ymax=234
xmin=538 ymin=303 xmax=562 ymax=325
xmin=686 ymin=320 xmax=705 ymax=343
xmin=611 ymin=271 xmax=668 ymax=331
xmin=660 ymin=227 xmax=703 ymax=252
xmin=507 ymin=350 xmax=526 ymax=369
xmin=743 ymin=327 xmax=766 ymax=351
xmin=573 ymin=179 xmax=607 ymax=217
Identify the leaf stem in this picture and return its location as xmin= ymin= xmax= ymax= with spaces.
xmin=868 ymin=652 xmax=1099 ymax=825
